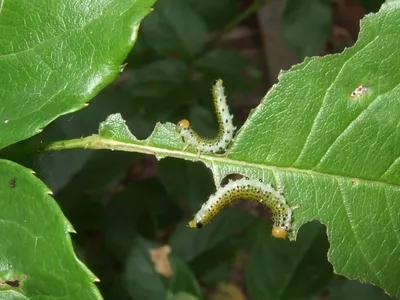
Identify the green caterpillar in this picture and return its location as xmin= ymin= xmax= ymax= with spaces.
xmin=176 ymin=79 xmax=236 ymax=154
xmin=188 ymin=177 xmax=293 ymax=239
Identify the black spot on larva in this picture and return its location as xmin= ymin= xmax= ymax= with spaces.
xmin=196 ymin=222 xmax=203 ymax=228
xmin=219 ymin=147 xmax=223 ymax=150
xmin=227 ymin=130 xmax=230 ymax=134
xmin=225 ymin=139 xmax=229 ymax=143
xmin=225 ymin=120 xmax=228 ymax=123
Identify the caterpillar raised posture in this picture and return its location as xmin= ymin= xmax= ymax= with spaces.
xmin=188 ymin=177 xmax=293 ymax=239
xmin=176 ymin=79 xmax=236 ymax=154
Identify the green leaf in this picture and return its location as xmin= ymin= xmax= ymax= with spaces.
xmin=195 ymin=49 xmax=261 ymax=91
xmin=170 ymin=210 xmax=258 ymax=263
xmin=223 ymin=4 xmax=399 ymax=296
xmin=90 ymin=3 xmax=400 ymax=297
xmin=123 ymin=237 xmax=166 ymax=300
xmin=103 ymin=179 xmax=180 ymax=260
xmin=121 ymin=59 xmax=189 ymax=99
xmin=97 ymin=114 xmax=184 ymax=158
xmin=0 ymin=159 xmax=101 ymax=299
xmin=167 ymin=291 xmax=199 ymax=300
xmin=187 ymin=0 xmax=240 ymax=30
xmin=0 ymin=0 xmax=154 ymax=149
xmin=357 ymin=0 xmax=385 ymax=12
xmin=99 ymin=113 xmax=137 ymax=143
xmin=283 ymin=0 xmax=332 ymax=57
xmin=159 ymin=158 xmax=215 ymax=211
xmin=167 ymin=255 xmax=203 ymax=299
xmin=246 ymin=222 xmax=333 ymax=299
xmin=329 ymin=279 xmax=396 ymax=300
xmin=141 ymin=0 xmax=207 ymax=59
xmin=119 ymin=59 xmax=191 ymax=118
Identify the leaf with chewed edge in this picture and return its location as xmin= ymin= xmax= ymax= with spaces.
xmin=95 ymin=2 xmax=400 ymax=296
xmin=0 ymin=160 xmax=101 ymax=299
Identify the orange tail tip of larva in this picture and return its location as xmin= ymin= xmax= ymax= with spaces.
xmin=272 ymin=226 xmax=288 ymax=239
xmin=176 ymin=119 xmax=190 ymax=132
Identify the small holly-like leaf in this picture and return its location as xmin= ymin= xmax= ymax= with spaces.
xmin=0 ymin=0 xmax=154 ymax=150
xmin=0 ymin=159 xmax=101 ymax=299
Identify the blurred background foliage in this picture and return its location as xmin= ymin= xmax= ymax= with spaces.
xmin=8 ymin=0 xmax=392 ymax=299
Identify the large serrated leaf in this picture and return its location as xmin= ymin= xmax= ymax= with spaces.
xmin=221 ymin=3 xmax=400 ymax=296
xmin=0 ymin=159 xmax=101 ymax=299
xmin=92 ymin=3 xmax=400 ymax=296
xmin=0 ymin=0 xmax=154 ymax=150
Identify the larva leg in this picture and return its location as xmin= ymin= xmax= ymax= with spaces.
xmin=273 ymin=172 xmax=285 ymax=195
xmin=177 ymin=134 xmax=190 ymax=152
xmin=196 ymin=148 xmax=201 ymax=160
xmin=291 ymin=204 xmax=300 ymax=210
xmin=275 ymin=182 xmax=284 ymax=196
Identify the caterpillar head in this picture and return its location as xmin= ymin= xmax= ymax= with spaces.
xmin=176 ymin=119 xmax=190 ymax=133
xmin=271 ymin=226 xmax=287 ymax=239
xmin=188 ymin=219 xmax=203 ymax=228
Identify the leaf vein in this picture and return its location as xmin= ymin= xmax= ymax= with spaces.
xmin=315 ymin=81 xmax=400 ymax=169
xmin=337 ymin=179 xmax=382 ymax=285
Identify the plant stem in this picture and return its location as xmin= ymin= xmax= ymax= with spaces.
xmin=32 ymin=134 xmax=200 ymax=161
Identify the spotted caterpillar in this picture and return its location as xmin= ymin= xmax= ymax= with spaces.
xmin=188 ymin=177 xmax=293 ymax=239
xmin=176 ymin=79 xmax=236 ymax=154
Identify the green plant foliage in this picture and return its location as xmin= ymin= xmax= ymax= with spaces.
xmin=0 ymin=0 xmax=155 ymax=298
xmin=329 ymin=278 xmax=395 ymax=300
xmin=357 ymin=0 xmax=385 ymax=12
xmin=0 ymin=0 xmax=154 ymax=149
xmin=95 ymin=3 xmax=400 ymax=297
xmin=1 ymin=0 xmax=398 ymax=299
xmin=158 ymin=158 xmax=215 ymax=211
xmin=141 ymin=0 xmax=207 ymax=59
xmin=246 ymin=222 xmax=333 ymax=299
xmin=283 ymin=0 xmax=332 ymax=58
xmin=0 ymin=160 xmax=101 ymax=299
xmin=123 ymin=237 xmax=166 ymax=299
xmin=187 ymin=0 xmax=240 ymax=30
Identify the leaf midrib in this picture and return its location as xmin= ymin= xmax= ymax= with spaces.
xmin=43 ymin=134 xmax=400 ymax=189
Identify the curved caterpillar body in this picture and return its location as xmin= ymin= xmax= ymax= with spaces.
xmin=188 ymin=178 xmax=293 ymax=239
xmin=176 ymin=79 xmax=236 ymax=154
